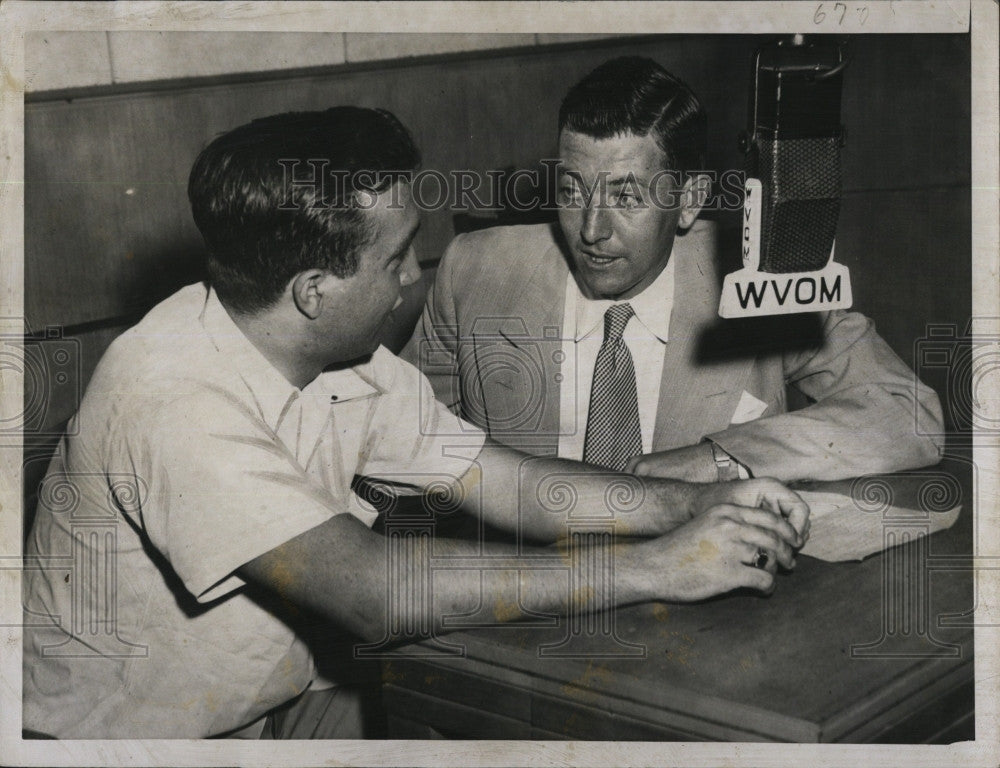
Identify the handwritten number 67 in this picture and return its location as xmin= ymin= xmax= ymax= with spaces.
xmin=814 ymin=3 xmax=868 ymax=25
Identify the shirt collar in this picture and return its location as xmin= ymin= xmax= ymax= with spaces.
xmin=568 ymin=256 xmax=675 ymax=343
xmin=199 ymin=287 xmax=380 ymax=430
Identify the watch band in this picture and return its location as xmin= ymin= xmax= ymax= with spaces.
xmin=709 ymin=441 xmax=746 ymax=482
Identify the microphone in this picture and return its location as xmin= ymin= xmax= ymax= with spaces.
xmin=720 ymin=36 xmax=853 ymax=318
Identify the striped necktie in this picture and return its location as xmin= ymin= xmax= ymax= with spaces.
xmin=583 ymin=303 xmax=642 ymax=471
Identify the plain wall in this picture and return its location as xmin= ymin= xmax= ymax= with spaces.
xmin=24 ymin=32 xmax=618 ymax=92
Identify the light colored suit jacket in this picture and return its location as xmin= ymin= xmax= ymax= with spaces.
xmin=402 ymin=220 xmax=944 ymax=481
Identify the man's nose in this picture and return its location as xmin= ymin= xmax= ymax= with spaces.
xmin=580 ymin=201 xmax=611 ymax=245
xmin=398 ymin=247 xmax=421 ymax=288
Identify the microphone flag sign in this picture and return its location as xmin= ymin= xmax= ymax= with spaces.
xmin=719 ymin=177 xmax=852 ymax=318
xmin=719 ymin=36 xmax=854 ymax=319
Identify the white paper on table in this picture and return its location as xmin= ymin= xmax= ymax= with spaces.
xmin=797 ymin=490 xmax=961 ymax=562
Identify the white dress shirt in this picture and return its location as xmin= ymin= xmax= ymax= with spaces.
xmin=557 ymin=258 xmax=675 ymax=460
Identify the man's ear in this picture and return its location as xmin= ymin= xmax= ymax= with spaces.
xmin=290 ymin=269 xmax=333 ymax=320
xmin=678 ymin=173 xmax=713 ymax=230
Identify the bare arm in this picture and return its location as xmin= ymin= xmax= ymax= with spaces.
xmin=458 ymin=437 xmax=808 ymax=545
xmin=238 ymin=500 xmax=801 ymax=644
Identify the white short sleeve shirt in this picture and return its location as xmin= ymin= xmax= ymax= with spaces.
xmin=22 ymin=283 xmax=484 ymax=738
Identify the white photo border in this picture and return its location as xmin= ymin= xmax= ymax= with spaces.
xmin=1 ymin=2 xmax=996 ymax=766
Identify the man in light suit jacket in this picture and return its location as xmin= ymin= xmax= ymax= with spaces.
xmin=402 ymin=56 xmax=944 ymax=483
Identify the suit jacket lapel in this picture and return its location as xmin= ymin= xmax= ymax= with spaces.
xmin=469 ymin=239 xmax=567 ymax=455
xmin=653 ymin=222 xmax=756 ymax=450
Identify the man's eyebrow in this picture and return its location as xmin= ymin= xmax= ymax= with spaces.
xmin=558 ymin=170 xmax=649 ymax=188
xmin=607 ymin=174 xmax=649 ymax=188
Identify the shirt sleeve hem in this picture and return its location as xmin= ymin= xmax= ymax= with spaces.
xmin=185 ymin=505 xmax=343 ymax=603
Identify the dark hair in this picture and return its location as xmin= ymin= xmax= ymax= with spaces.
xmin=558 ymin=56 xmax=707 ymax=175
xmin=188 ymin=106 xmax=420 ymax=314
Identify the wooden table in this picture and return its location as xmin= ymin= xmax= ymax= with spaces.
xmin=377 ymin=458 xmax=976 ymax=742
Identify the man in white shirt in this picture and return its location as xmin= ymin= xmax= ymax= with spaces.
xmin=403 ymin=56 xmax=944 ymax=483
xmin=22 ymin=106 xmax=808 ymax=739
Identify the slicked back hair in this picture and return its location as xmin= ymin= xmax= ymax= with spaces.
xmin=558 ymin=56 xmax=707 ymax=176
xmin=188 ymin=106 xmax=420 ymax=314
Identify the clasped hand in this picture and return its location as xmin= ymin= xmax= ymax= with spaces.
xmin=691 ymin=477 xmax=810 ymax=547
xmin=638 ymin=478 xmax=810 ymax=602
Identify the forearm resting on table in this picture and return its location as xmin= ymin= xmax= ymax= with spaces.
xmin=456 ymin=440 xmax=808 ymax=544
xmin=238 ymin=511 xmax=658 ymax=644
xmin=457 ymin=438 xmax=700 ymax=542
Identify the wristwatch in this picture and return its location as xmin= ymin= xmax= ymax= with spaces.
xmin=709 ymin=441 xmax=750 ymax=482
